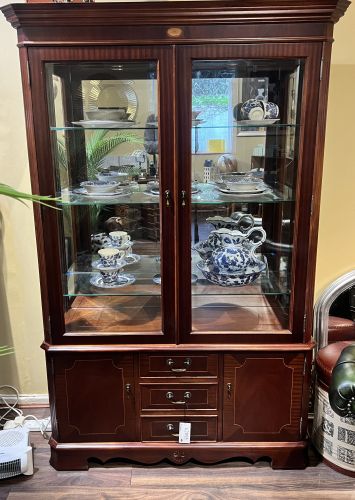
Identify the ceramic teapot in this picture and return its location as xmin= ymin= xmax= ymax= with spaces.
xmin=210 ymin=227 xmax=266 ymax=273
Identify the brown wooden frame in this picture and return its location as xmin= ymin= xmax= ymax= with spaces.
xmin=27 ymin=45 xmax=176 ymax=345
xmin=176 ymin=42 xmax=323 ymax=344
xmin=2 ymin=0 xmax=349 ymax=471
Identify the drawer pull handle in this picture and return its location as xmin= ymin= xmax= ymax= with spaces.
xmin=166 ymin=357 xmax=192 ymax=372
xmin=166 ymin=391 xmax=191 ymax=404
xmin=166 ymin=424 xmax=179 ymax=437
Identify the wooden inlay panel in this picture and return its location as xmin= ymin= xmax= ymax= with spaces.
xmin=223 ymin=353 xmax=304 ymax=442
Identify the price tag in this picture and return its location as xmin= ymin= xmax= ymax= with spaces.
xmin=179 ymin=422 xmax=191 ymax=443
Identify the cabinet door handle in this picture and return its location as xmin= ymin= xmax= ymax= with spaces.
xmin=164 ymin=190 xmax=171 ymax=207
xmin=181 ymin=190 xmax=187 ymax=207
xmin=166 ymin=391 xmax=191 ymax=404
xmin=166 ymin=423 xmax=179 ymax=437
xmin=227 ymin=383 xmax=232 ymax=399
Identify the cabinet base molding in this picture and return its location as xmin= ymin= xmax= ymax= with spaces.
xmin=49 ymin=438 xmax=308 ymax=471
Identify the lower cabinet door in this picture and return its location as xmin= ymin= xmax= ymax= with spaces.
xmin=223 ymin=353 xmax=305 ymax=442
xmin=51 ymin=353 xmax=137 ymax=442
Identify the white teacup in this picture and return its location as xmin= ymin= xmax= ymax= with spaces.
xmin=98 ymin=247 xmax=124 ymax=267
xmin=109 ymin=231 xmax=131 ymax=247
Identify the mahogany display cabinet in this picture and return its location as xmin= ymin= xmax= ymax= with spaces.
xmin=2 ymin=0 xmax=350 ymax=470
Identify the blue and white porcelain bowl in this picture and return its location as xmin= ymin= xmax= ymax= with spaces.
xmin=262 ymin=101 xmax=279 ymax=119
xmin=80 ymin=180 xmax=118 ymax=193
xmin=240 ymin=99 xmax=264 ymax=120
xmin=197 ymin=258 xmax=266 ymax=287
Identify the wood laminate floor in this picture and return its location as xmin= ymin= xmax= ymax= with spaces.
xmin=0 ymin=409 xmax=354 ymax=500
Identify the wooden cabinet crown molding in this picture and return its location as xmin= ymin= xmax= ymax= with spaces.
xmin=1 ymin=0 xmax=350 ymax=30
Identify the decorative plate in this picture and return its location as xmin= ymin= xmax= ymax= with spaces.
xmin=71 ymin=120 xmax=136 ymax=128
xmin=79 ymin=80 xmax=138 ymax=121
xmin=73 ymin=188 xmax=125 ymax=197
xmin=237 ymin=119 xmax=280 ymax=126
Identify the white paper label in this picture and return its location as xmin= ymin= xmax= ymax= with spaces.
xmin=179 ymin=422 xmax=191 ymax=443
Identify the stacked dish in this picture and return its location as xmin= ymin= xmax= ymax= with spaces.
xmin=91 ymin=247 xmax=135 ymax=288
xmin=194 ymin=225 xmax=267 ymax=287
xmin=215 ymin=173 xmax=268 ymax=195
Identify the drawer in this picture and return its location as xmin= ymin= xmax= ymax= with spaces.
xmin=140 ymin=353 xmax=218 ymax=377
xmin=140 ymin=383 xmax=218 ymax=410
xmin=141 ymin=416 xmax=217 ymax=442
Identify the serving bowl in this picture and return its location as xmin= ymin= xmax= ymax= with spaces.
xmin=197 ymin=258 xmax=266 ymax=287
xmin=80 ymin=180 xmax=118 ymax=193
xmin=85 ymin=107 xmax=129 ymax=121
xmin=96 ymin=171 xmax=129 ymax=183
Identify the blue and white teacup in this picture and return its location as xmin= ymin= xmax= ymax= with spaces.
xmin=109 ymin=231 xmax=131 ymax=247
xmin=240 ymin=99 xmax=264 ymax=120
xmin=98 ymin=247 xmax=122 ymax=267
xmin=99 ymin=268 xmax=120 ymax=284
xmin=262 ymin=101 xmax=279 ymax=119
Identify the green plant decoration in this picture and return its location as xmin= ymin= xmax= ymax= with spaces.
xmin=0 ymin=183 xmax=61 ymax=209
xmin=57 ymin=129 xmax=143 ymax=180
xmin=0 ymin=346 xmax=14 ymax=357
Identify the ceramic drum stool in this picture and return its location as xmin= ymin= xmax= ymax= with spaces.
xmin=312 ymin=341 xmax=355 ymax=476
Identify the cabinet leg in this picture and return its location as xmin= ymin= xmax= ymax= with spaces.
xmin=271 ymin=445 xmax=308 ymax=470
xmin=50 ymin=448 xmax=89 ymax=471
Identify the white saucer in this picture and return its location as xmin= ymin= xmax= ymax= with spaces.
xmin=153 ymin=274 xmax=198 ymax=285
xmin=72 ymin=120 xmax=136 ymax=128
xmin=216 ymin=186 xmax=268 ymax=195
xmin=144 ymin=190 xmax=159 ymax=196
xmin=90 ymin=273 xmax=135 ymax=288
xmin=73 ymin=187 xmax=125 ymax=197
xmin=91 ymin=260 xmax=124 ymax=271
xmin=192 ymin=119 xmax=205 ymax=126
xmin=237 ymin=119 xmax=280 ymax=126
xmin=124 ymin=254 xmax=141 ymax=265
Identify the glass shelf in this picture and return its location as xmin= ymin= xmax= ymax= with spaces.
xmin=51 ymin=123 xmax=298 ymax=131
xmin=64 ymin=254 xmax=289 ymax=297
xmin=51 ymin=125 xmax=158 ymax=131
xmin=65 ymin=255 xmax=161 ymax=297
xmin=58 ymin=183 xmax=294 ymax=206
xmin=192 ymin=123 xmax=299 ymax=129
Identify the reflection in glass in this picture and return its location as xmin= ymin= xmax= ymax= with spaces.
xmin=46 ymin=62 xmax=162 ymax=335
xmin=191 ymin=59 xmax=303 ymax=333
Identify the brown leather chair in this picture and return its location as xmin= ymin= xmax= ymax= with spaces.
xmin=328 ymin=316 xmax=355 ymax=343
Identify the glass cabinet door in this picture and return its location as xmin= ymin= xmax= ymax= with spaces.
xmin=40 ymin=49 xmax=175 ymax=341
xmin=176 ymin=46 xmax=318 ymax=343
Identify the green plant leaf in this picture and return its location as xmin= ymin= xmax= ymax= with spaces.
xmin=0 ymin=183 xmax=62 ymax=210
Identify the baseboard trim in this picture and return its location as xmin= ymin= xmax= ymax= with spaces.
xmin=0 ymin=393 xmax=49 ymax=408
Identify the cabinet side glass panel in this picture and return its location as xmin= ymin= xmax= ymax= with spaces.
xmin=190 ymin=59 xmax=303 ymax=333
xmin=46 ymin=62 xmax=162 ymax=335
